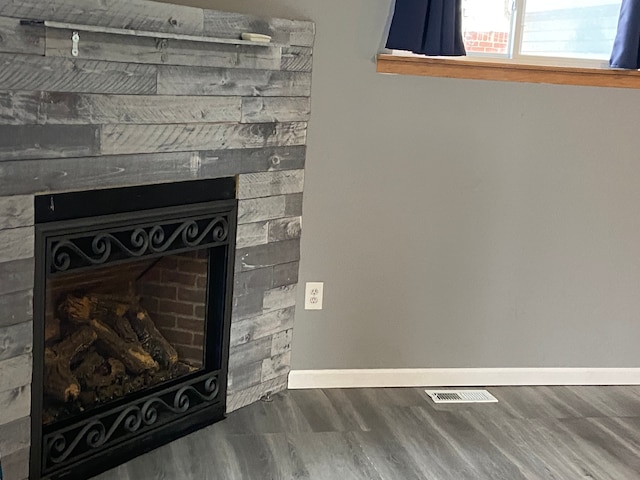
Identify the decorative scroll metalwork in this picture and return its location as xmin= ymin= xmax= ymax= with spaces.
xmin=43 ymin=374 xmax=220 ymax=471
xmin=48 ymin=215 xmax=229 ymax=274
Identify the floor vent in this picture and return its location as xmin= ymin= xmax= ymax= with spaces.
xmin=425 ymin=389 xmax=498 ymax=404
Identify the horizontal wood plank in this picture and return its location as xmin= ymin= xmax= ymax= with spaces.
xmin=0 ymin=321 xmax=33 ymax=361
xmin=0 ymin=289 xmax=33 ymax=328
xmin=285 ymin=193 xmax=303 ymax=217
xmin=272 ymin=261 xmax=299 ymax=288
xmin=232 ymin=291 xmax=265 ymax=321
xmin=0 ymin=195 xmax=33 ymax=228
xmin=261 ymin=351 xmax=291 ymax=382
xmin=0 ymin=227 xmax=34 ymax=263
xmin=0 ymin=385 xmax=30 ymax=425
xmin=229 ymin=336 xmax=272 ymax=369
xmin=0 ymin=91 xmax=38 ymax=124
xmin=0 ymin=146 xmax=305 ymax=196
xmin=377 ymin=54 xmax=640 ymax=89
xmin=226 ymin=375 xmax=287 ymax=412
xmin=0 ymin=354 xmax=32 ymax=393
xmin=0 ymin=258 xmax=34 ymax=295
xmin=233 ymin=268 xmax=273 ymax=297
xmin=268 ymin=216 xmax=302 ymax=242
xmin=0 ymin=54 xmax=157 ymax=94
xmin=236 ymin=45 xmax=282 ymax=71
xmin=0 ymin=417 xmax=30 ymax=457
xmin=236 ymin=221 xmax=268 ymax=249
xmin=271 ymin=328 xmax=293 ymax=356
xmin=238 ymin=196 xmax=287 ymax=225
xmin=46 ymin=27 xmax=281 ymax=70
xmin=238 ymin=170 xmax=305 ymax=199
xmin=157 ymin=65 xmax=311 ymax=96
xmin=0 ymin=445 xmax=29 ymax=480
xmin=230 ymin=306 xmax=295 ymax=347
xmin=227 ymin=361 xmax=262 ymax=392
xmin=242 ymin=97 xmax=311 ymax=123
xmin=198 ymin=145 xmax=306 ymax=177
xmin=203 ymin=11 xmax=314 ymax=47
xmin=101 ymin=122 xmax=307 ymax=155
xmin=262 ymin=284 xmax=297 ymax=312
xmin=0 ymin=124 xmax=100 ymax=161
xmin=0 ymin=15 xmax=44 ymax=54
xmin=0 ymin=151 xmax=194 ymax=195
xmin=38 ymin=92 xmax=241 ymax=125
xmin=0 ymin=0 xmax=204 ymax=36
xmin=236 ymin=239 xmax=301 ymax=272
xmin=280 ymin=46 xmax=312 ymax=72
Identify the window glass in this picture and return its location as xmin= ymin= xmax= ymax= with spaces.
xmin=521 ymin=0 xmax=622 ymax=59
xmin=462 ymin=0 xmax=513 ymax=56
xmin=462 ymin=0 xmax=622 ymax=62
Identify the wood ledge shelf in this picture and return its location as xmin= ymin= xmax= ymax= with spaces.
xmin=21 ymin=20 xmax=281 ymax=47
xmin=376 ymin=54 xmax=640 ymax=89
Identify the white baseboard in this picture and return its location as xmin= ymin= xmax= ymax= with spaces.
xmin=288 ymin=368 xmax=640 ymax=389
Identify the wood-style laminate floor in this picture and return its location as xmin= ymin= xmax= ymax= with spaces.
xmin=94 ymin=386 xmax=640 ymax=479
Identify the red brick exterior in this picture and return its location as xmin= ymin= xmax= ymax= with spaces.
xmin=464 ymin=31 xmax=509 ymax=54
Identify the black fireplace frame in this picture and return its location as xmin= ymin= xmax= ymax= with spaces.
xmin=30 ymin=179 xmax=237 ymax=480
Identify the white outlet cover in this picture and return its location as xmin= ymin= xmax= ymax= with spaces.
xmin=305 ymin=282 xmax=324 ymax=310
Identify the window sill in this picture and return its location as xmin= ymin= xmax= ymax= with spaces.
xmin=376 ymin=54 xmax=640 ymax=89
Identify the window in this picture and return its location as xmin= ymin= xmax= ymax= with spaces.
xmin=462 ymin=0 xmax=622 ymax=67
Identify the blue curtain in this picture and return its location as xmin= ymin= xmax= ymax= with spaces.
xmin=610 ymin=0 xmax=640 ymax=69
xmin=386 ymin=0 xmax=466 ymax=56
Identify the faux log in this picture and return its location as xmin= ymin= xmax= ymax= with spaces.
xmin=58 ymin=294 xmax=93 ymax=323
xmin=144 ymin=362 xmax=197 ymax=387
xmin=44 ymin=348 xmax=78 ymax=403
xmin=55 ymin=325 xmax=98 ymax=364
xmin=90 ymin=318 xmax=158 ymax=374
xmin=89 ymin=358 xmax=126 ymax=389
xmin=44 ymin=326 xmax=97 ymax=402
xmin=90 ymin=293 xmax=133 ymax=319
xmin=73 ymin=349 xmax=105 ymax=384
xmin=96 ymin=383 xmax=124 ymax=402
xmin=73 ymin=349 xmax=126 ymax=389
xmin=122 ymin=374 xmax=146 ymax=395
xmin=107 ymin=314 xmax=139 ymax=343
xmin=59 ymin=293 xmax=134 ymax=332
xmin=128 ymin=307 xmax=178 ymax=368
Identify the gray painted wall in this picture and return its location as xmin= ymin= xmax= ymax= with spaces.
xmin=166 ymin=0 xmax=640 ymax=369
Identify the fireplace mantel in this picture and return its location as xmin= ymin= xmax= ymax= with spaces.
xmin=0 ymin=1 xmax=314 ymax=478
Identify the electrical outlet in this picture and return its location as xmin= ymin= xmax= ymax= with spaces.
xmin=305 ymin=282 xmax=324 ymax=310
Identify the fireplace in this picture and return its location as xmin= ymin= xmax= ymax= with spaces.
xmin=30 ymin=178 xmax=237 ymax=480
xmin=0 ymin=1 xmax=312 ymax=477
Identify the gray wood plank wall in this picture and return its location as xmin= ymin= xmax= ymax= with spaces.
xmin=0 ymin=0 xmax=314 ymax=476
